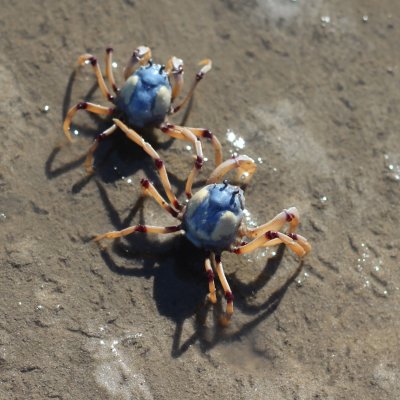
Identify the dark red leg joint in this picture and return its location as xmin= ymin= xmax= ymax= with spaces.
xmin=140 ymin=178 xmax=150 ymax=189
xmin=77 ymin=102 xmax=88 ymax=110
xmin=225 ymin=291 xmax=234 ymax=304
xmin=266 ymin=231 xmax=279 ymax=240
xmin=135 ymin=225 xmax=147 ymax=233
xmin=285 ymin=210 xmax=295 ymax=222
xmin=207 ymin=269 xmax=215 ymax=283
xmin=288 ymin=233 xmax=298 ymax=240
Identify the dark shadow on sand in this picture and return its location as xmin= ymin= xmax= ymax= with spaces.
xmin=46 ymin=68 xmax=195 ymax=193
xmin=91 ymin=179 xmax=304 ymax=358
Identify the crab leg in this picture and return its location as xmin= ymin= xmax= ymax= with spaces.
xmin=244 ymin=207 xmax=300 ymax=238
xmin=77 ymin=53 xmax=115 ymax=102
xmin=213 ymin=253 xmax=234 ymax=326
xmin=183 ymin=135 xmax=203 ymax=199
xmin=105 ymin=47 xmax=119 ymax=94
xmin=160 ymin=123 xmax=222 ymax=168
xmin=184 ymin=127 xmax=223 ymax=167
xmin=123 ymin=46 xmax=152 ymax=80
xmin=113 ymin=118 xmax=183 ymax=210
xmin=165 ymin=56 xmax=184 ymax=101
xmin=94 ymin=224 xmax=182 ymax=242
xmin=140 ymin=178 xmax=180 ymax=218
xmin=206 ymin=155 xmax=257 ymax=184
xmin=84 ymin=124 xmax=117 ymax=174
xmin=233 ymin=231 xmax=311 ymax=257
xmin=160 ymin=124 xmax=203 ymax=199
xmin=204 ymin=257 xmax=217 ymax=304
xmin=171 ymin=59 xmax=212 ymax=114
xmin=63 ymin=102 xmax=114 ymax=142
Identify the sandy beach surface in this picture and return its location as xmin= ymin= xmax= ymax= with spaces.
xmin=1 ymin=0 xmax=399 ymax=399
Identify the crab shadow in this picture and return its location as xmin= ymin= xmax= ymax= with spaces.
xmin=172 ymin=245 xmax=304 ymax=357
xmin=45 ymin=69 xmax=195 ymax=193
xmin=93 ymin=180 xmax=304 ymax=358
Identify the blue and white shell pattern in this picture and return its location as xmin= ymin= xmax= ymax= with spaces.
xmin=116 ymin=64 xmax=172 ymax=128
xmin=183 ymin=183 xmax=245 ymax=252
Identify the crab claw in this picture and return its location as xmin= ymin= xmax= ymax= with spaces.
xmin=124 ymin=46 xmax=152 ymax=80
xmin=165 ymin=56 xmax=184 ymax=75
xmin=134 ymin=46 xmax=151 ymax=61
xmin=207 ymin=155 xmax=256 ymax=185
xmin=196 ymin=58 xmax=212 ymax=79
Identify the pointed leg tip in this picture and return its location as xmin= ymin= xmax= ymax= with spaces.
xmin=85 ymin=165 xmax=96 ymax=176
xmin=219 ymin=316 xmax=231 ymax=327
xmin=207 ymin=294 xmax=217 ymax=305
xmin=93 ymin=234 xmax=103 ymax=243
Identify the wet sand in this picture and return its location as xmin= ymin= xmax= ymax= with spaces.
xmin=1 ymin=0 xmax=400 ymax=399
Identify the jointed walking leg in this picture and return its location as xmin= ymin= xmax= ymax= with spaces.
xmin=105 ymin=47 xmax=119 ymax=94
xmin=171 ymin=59 xmax=212 ymax=114
xmin=63 ymin=102 xmax=114 ymax=142
xmin=213 ymin=253 xmax=234 ymax=326
xmin=233 ymin=230 xmax=311 ymax=257
xmin=140 ymin=178 xmax=180 ymax=218
xmin=84 ymin=124 xmax=117 ymax=174
xmin=94 ymin=224 xmax=182 ymax=242
xmin=113 ymin=118 xmax=183 ymax=210
xmin=207 ymin=155 xmax=257 ymax=184
xmin=204 ymin=256 xmax=217 ymax=304
xmin=159 ymin=124 xmax=204 ymax=198
xmin=244 ymin=207 xmax=300 ymax=238
xmin=124 ymin=46 xmax=152 ymax=80
xmin=77 ymin=53 xmax=115 ymax=102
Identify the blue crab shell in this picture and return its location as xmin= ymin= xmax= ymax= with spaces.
xmin=182 ymin=183 xmax=245 ymax=252
xmin=116 ymin=63 xmax=172 ymax=128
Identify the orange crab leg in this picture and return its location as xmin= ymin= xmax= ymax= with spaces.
xmin=113 ymin=118 xmax=182 ymax=211
xmin=159 ymin=123 xmax=222 ymax=168
xmin=84 ymin=123 xmax=118 ymax=174
xmin=233 ymin=231 xmax=311 ymax=257
xmin=184 ymin=127 xmax=222 ymax=167
xmin=165 ymin=56 xmax=184 ymax=101
xmin=77 ymin=53 xmax=115 ymax=102
xmin=140 ymin=178 xmax=180 ymax=218
xmin=170 ymin=59 xmax=212 ymax=114
xmin=159 ymin=124 xmax=203 ymax=199
xmin=105 ymin=47 xmax=119 ymax=94
xmin=244 ymin=207 xmax=300 ymax=238
xmin=123 ymin=46 xmax=152 ymax=80
xmin=204 ymin=257 xmax=217 ymax=304
xmin=207 ymin=155 xmax=257 ymax=184
xmin=63 ymin=102 xmax=114 ymax=142
xmin=94 ymin=224 xmax=182 ymax=242
xmin=213 ymin=253 xmax=234 ymax=326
